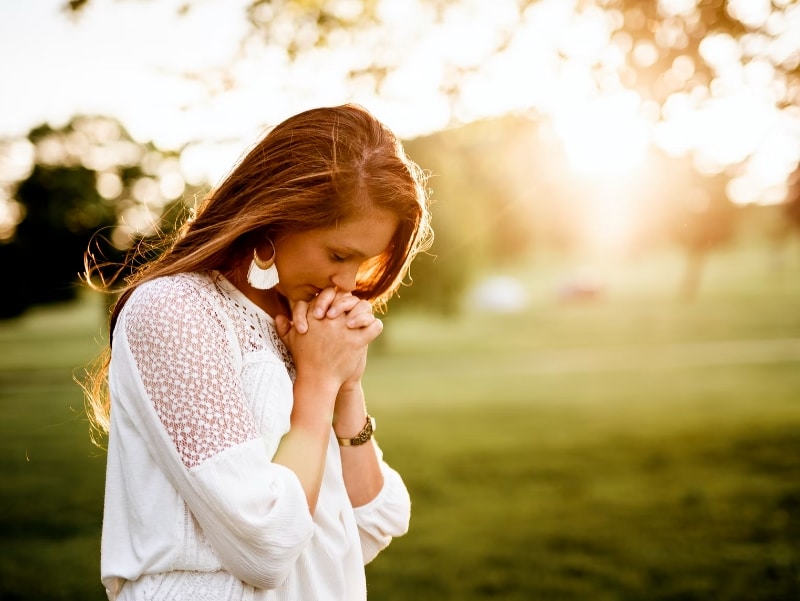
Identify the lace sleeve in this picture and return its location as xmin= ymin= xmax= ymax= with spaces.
xmin=123 ymin=276 xmax=259 ymax=468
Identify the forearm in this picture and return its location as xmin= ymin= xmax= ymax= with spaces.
xmin=272 ymin=376 xmax=338 ymax=514
xmin=334 ymin=384 xmax=384 ymax=507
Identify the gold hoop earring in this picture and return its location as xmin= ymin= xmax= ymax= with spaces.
xmin=247 ymin=239 xmax=279 ymax=290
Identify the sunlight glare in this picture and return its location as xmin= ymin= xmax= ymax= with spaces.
xmin=114 ymin=204 xmax=160 ymax=248
xmin=96 ymin=172 xmax=123 ymax=200
xmin=727 ymin=0 xmax=772 ymax=30
xmin=522 ymin=0 xmax=576 ymax=46
xmin=438 ymin=0 xmax=518 ymax=68
xmin=654 ymin=93 xmax=696 ymax=157
xmin=632 ymin=41 xmax=659 ymax=68
xmin=694 ymin=92 xmax=777 ymax=172
xmin=560 ymin=6 xmax=612 ymax=63
xmin=727 ymin=121 xmax=800 ymax=205
xmin=585 ymin=184 xmax=641 ymax=255
xmin=726 ymin=176 xmax=763 ymax=205
xmin=0 ymin=139 xmax=34 ymax=182
xmin=698 ymin=33 xmax=741 ymax=69
xmin=454 ymin=26 xmax=559 ymax=122
xmin=658 ymin=0 xmax=698 ymax=18
xmin=0 ymin=197 xmax=22 ymax=241
xmin=553 ymin=91 xmax=650 ymax=177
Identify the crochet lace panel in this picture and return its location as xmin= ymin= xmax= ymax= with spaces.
xmin=123 ymin=273 xmax=273 ymax=469
xmin=210 ymin=273 xmax=296 ymax=380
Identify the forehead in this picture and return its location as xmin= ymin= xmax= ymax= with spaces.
xmin=319 ymin=209 xmax=399 ymax=256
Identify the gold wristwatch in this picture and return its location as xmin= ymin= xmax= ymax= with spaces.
xmin=336 ymin=414 xmax=375 ymax=447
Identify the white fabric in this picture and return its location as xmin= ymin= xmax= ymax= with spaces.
xmin=101 ymin=272 xmax=411 ymax=601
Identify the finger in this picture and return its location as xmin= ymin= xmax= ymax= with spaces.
xmin=363 ymin=317 xmax=383 ymax=342
xmin=345 ymin=311 xmax=378 ymax=329
xmin=292 ymin=300 xmax=310 ymax=334
xmin=352 ymin=317 xmax=383 ymax=343
xmin=312 ymin=287 xmax=339 ymax=319
xmin=326 ymin=294 xmax=361 ymax=318
xmin=274 ymin=314 xmax=292 ymax=339
xmin=344 ymin=300 xmax=374 ymax=326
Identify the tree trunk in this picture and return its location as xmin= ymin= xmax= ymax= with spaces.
xmin=679 ymin=248 xmax=705 ymax=302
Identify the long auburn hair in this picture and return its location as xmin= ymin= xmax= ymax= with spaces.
xmin=81 ymin=103 xmax=432 ymax=440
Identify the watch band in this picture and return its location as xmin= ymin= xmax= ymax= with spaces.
xmin=336 ymin=414 xmax=375 ymax=447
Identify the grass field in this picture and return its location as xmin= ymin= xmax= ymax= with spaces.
xmin=1 ymin=242 xmax=798 ymax=600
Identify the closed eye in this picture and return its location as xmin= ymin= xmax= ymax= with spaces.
xmin=330 ymin=253 xmax=348 ymax=263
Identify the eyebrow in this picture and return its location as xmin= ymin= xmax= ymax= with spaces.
xmin=333 ymin=244 xmax=370 ymax=259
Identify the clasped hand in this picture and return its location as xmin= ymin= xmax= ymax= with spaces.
xmin=274 ymin=287 xmax=382 ymax=389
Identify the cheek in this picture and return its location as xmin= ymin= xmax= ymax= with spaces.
xmin=281 ymin=257 xmax=326 ymax=285
xmin=275 ymin=241 xmax=334 ymax=285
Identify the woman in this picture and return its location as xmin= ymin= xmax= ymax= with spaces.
xmin=82 ymin=104 xmax=433 ymax=600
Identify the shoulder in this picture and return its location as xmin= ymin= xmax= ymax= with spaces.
xmin=123 ymin=272 xmax=223 ymax=325
xmin=130 ymin=272 xmax=216 ymax=306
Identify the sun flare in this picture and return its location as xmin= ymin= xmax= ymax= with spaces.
xmin=551 ymin=91 xmax=651 ymax=178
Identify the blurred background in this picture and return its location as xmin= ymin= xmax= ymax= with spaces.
xmin=1 ymin=0 xmax=799 ymax=599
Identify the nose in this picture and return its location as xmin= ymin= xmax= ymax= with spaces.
xmin=330 ymin=266 xmax=358 ymax=293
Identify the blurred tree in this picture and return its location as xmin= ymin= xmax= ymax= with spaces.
xmin=63 ymin=0 xmax=800 ymax=210
xmin=0 ymin=116 xmax=191 ymax=318
xmin=646 ymin=151 xmax=738 ymax=301
xmin=400 ymin=116 xmax=547 ymax=314
xmin=784 ymin=163 xmax=800 ymax=236
xmin=62 ymin=0 xmax=799 ymax=308
xmin=10 ymin=164 xmax=112 ymax=312
xmin=64 ymin=0 xmax=800 ymax=116
xmin=610 ymin=0 xmax=798 ymax=107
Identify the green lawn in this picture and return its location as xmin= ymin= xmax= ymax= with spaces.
xmin=1 ymin=243 xmax=798 ymax=600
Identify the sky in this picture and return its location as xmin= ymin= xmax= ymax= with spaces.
xmin=1 ymin=1 xmax=235 ymax=135
xmin=0 ymin=0 xmax=465 ymax=184
xmin=0 ymin=0 xmax=516 ymax=186
xmin=1 ymin=0 xmax=799 ymax=202
xmin=1 ymin=0 xmax=299 ymax=183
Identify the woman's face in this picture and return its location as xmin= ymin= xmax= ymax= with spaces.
xmin=271 ymin=208 xmax=399 ymax=303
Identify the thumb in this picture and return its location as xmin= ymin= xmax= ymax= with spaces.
xmin=274 ymin=314 xmax=292 ymax=339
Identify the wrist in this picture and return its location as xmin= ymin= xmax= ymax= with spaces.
xmin=333 ymin=393 xmax=367 ymax=439
xmin=335 ymin=414 xmax=375 ymax=447
xmin=336 ymin=380 xmax=364 ymax=404
xmin=292 ymin=376 xmax=340 ymax=427
xmin=333 ymin=384 xmax=365 ymax=429
xmin=332 ymin=408 xmax=367 ymax=432
xmin=294 ymin=371 xmax=341 ymax=400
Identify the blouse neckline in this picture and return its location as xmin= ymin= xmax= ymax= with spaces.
xmin=212 ymin=271 xmax=276 ymax=325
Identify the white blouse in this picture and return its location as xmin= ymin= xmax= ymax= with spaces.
xmin=101 ymin=272 xmax=411 ymax=601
